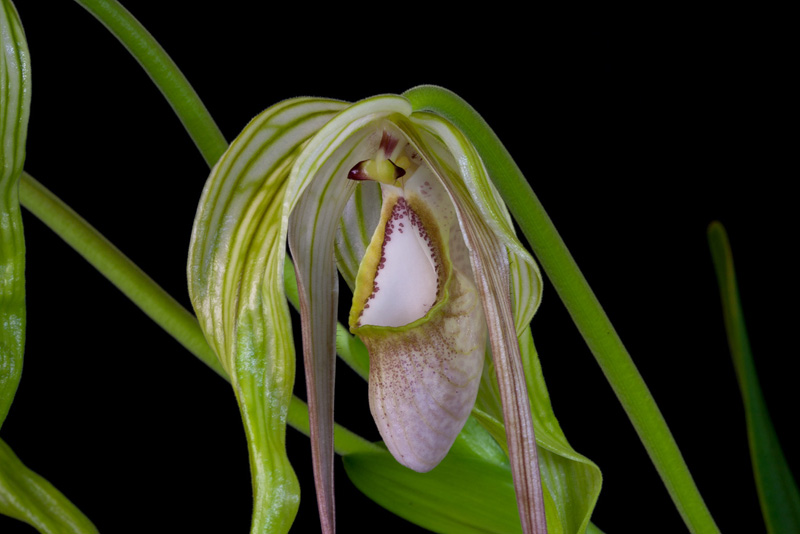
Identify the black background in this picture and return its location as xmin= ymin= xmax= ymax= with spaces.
xmin=2 ymin=2 xmax=794 ymax=533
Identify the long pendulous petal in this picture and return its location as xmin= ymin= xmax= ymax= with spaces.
xmin=398 ymin=114 xmax=547 ymax=533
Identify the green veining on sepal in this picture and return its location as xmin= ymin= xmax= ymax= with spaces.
xmin=19 ymin=171 xmax=376 ymax=461
xmin=188 ymin=97 xmax=347 ymax=533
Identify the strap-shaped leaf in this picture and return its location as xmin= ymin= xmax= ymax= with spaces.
xmin=709 ymin=222 xmax=800 ymax=533
xmin=0 ymin=0 xmax=30 ymax=430
xmin=345 ymin=414 xmax=598 ymax=534
xmin=344 ymin=442 xmax=523 ymax=534
xmin=0 ymin=438 xmax=98 ymax=534
xmin=188 ymin=97 xmax=345 ymax=533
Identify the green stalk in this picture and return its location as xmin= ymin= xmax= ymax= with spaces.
xmin=18 ymin=171 xmax=376 ymax=457
xmin=19 ymin=171 xmax=225 ymax=378
xmin=72 ymin=0 xmax=227 ymax=168
xmin=404 ymin=85 xmax=719 ymax=534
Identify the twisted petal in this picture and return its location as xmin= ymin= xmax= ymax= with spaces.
xmin=397 ymin=113 xmax=547 ymax=532
xmin=333 ymin=102 xmax=546 ymax=530
xmin=285 ymin=95 xmax=412 ymax=533
xmin=188 ymin=97 xmax=345 ymax=533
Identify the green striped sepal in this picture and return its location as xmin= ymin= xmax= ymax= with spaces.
xmin=0 ymin=0 xmax=31 ymax=431
xmin=188 ymin=98 xmax=346 ymax=533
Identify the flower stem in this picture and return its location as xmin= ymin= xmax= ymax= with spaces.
xmin=19 ymin=172 xmax=224 ymax=377
xmin=404 ymin=84 xmax=719 ymax=534
xmin=18 ymin=171 xmax=377 ymax=457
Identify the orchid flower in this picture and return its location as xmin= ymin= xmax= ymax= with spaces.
xmin=188 ymin=93 xmax=547 ymax=533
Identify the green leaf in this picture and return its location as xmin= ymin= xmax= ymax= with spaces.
xmin=0 ymin=0 xmax=31 ymax=431
xmin=708 ymin=222 xmax=800 ymax=533
xmin=0 ymin=438 xmax=98 ymax=534
xmin=343 ymin=420 xmax=524 ymax=534
xmin=345 ymin=415 xmax=604 ymax=534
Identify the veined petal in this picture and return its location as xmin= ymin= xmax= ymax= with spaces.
xmin=403 ymin=107 xmax=603 ymax=532
xmin=473 ymin=326 xmax=603 ymax=533
xmin=395 ymin=113 xmax=547 ymax=533
xmin=284 ymin=95 xmax=412 ymax=533
xmin=188 ymin=97 xmax=346 ymax=534
xmin=406 ymin=113 xmax=543 ymax=334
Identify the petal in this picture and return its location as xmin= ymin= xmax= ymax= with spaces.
xmin=396 ymin=113 xmax=547 ymax=532
xmin=350 ymin=160 xmax=487 ymax=471
xmin=284 ymin=95 xmax=412 ymax=533
xmin=473 ymin=326 xmax=603 ymax=533
xmin=406 ymin=114 xmax=543 ymax=333
xmin=188 ymin=97 xmax=345 ymax=533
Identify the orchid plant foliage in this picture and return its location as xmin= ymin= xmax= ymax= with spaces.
xmin=187 ymin=94 xmax=594 ymax=533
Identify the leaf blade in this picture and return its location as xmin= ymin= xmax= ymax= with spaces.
xmin=344 ymin=445 xmax=523 ymax=534
xmin=0 ymin=438 xmax=98 ymax=534
xmin=0 ymin=0 xmax=31 ymax=431
xmin=708 ymin=222 xmax=800 ymax=533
